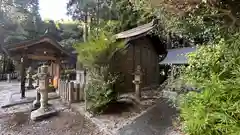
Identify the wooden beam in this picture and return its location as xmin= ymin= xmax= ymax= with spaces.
xmin=35 ymin=48 xmax=56 ymax=54
xmin=27 ymin=54 xmax=57 ymax=61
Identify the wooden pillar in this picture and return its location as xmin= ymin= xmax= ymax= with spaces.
xmin=20 ymin=55 xmax=28 ymax=98
xmin=53 ymin=58 xmax=61 ymax=89
xmin=50 ymin=61 xmax=54 ymax=76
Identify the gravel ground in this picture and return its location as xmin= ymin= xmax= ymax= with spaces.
xmin=118 ymin=98 xmax=182 ymax=135
xmin=0 ymin=109 xmax=103 ymax=135
xmin=0 ymin=81 xmax=103 ymax=135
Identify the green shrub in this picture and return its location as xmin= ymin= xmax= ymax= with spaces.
xmin=86 ymin=67 xmax=118 ymax=114
xmin=75 ymin=31 xmax=124 ymax=114
xmin=75 ymin=31 xmax=124 ymax=69
xmin=180 ymin=34 xmax=240 ymax=135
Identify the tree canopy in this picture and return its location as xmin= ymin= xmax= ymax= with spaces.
xmin=66 ymin=0 xmax=154 ymax=33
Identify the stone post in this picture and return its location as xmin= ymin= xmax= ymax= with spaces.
xmin=132 ymin=65 xmax=142 ymax=101
xmin=7 ymin=73 xmax=11 ymax=83
xmin=38 ymin=65 xmax=49 ymax=110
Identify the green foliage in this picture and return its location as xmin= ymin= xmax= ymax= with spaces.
xmin=67 ymin=0 xmax=153 ymax=34
xmin=113 ymin=0 xmax=154 ymax=31
xmin=0 ymin=0 xmax=44 ymax=44
xmin=75 ymin=30 xmax=124 ymax=114
xmin=180 ymin=34 xmax=240 ymax=135
xmin=86 ymin=67 xmax=118 ymax=114
xmin=75 ymin=31 xmax=124 ymax=68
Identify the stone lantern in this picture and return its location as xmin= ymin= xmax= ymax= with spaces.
xmin=26 ymin=66 xmax=34 ymax=89
xmin=31 ymin=64 xmax=57 ymax=120
xmin=132 ymin=65 xmax=143 ymax=101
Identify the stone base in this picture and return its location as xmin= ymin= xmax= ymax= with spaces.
xmin=30 ymin=106 xmax=58 ymax=121
xmin=31 ymin=101 xmax=41 ymax=111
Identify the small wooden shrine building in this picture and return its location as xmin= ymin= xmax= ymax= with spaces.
xmin=159 ymin=46 xmax=196 ymax=87
xmin=1 ymin=35 xmax=76 ymax=98
xmin=159 ymin=47 xmax=196 ymax=65
xmin=113 ymin=20 xmax=166 ymax=92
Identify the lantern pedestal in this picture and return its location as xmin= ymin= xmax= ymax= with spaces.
xmin=31 ymin=65 xmax=57 ymax=121
xmin=30 ymin=105 xmax=57 ymax=120
xmin=32 ymin=89 xmax=41 ymax=111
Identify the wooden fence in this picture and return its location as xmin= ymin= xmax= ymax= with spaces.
xmin=0 ymin=72 xmax=19 ymax=81
xmin=58 ymin=80 xmax=85 ymax=103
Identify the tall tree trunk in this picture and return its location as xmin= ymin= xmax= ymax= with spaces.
xmin=96 ymin=0 xmax=100 ymax=36
xmin=84 ymin=7 xmax=88 ymax=42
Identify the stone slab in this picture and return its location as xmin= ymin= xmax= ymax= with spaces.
xmin=30 ymin=106 xmax=58 ymax=121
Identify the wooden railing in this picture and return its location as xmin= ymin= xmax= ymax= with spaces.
xmin=58 ymin=80 xmax=85 ymax=104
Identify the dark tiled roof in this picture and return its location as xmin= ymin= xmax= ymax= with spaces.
xmin=115 ymin=21 xmax=155 ymax=39
xmin=159 ymin=47 xmax=196 ymax=65
xmin=2 ymin=35 xmax=72 ymax=57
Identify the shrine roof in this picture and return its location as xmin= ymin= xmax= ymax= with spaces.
xmin=159 ymin=47 xmax=196 ymax=65
xmin=2 ymin=35 xmax=72 ymax=58
xmin=115 ymin=20 xmax=155 ymax=40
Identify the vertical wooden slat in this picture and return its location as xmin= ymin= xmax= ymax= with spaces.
xmin=63 ymin=81 xmax=66 ymax=100
xmin=60 ymin=81 xmax=62 ymax=98
xmin=58 ymin=81 xmax=61 ymax=97
xmin=65 ymin=81 xmax=68 ymax=100
xmin=76 ymin=83 xmax=80 ymax=101
xmin=60 ymin=81 xmax=63 ymax=98
xmin=69 ymin=82 xmax=74 ymax=103
xmin=64 ymin=81 xmax=67 ymax=100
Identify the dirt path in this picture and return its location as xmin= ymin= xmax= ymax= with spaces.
xmin=0 ymin=81 xmax=103 ymax=135
xmin=0 ymin=110 xmax=102 ymax=135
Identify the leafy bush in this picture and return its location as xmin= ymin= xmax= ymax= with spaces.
xmin=179 ymin=34 xmax=240 ymax=135
xmin=60 ymin=69 xmax=76 ymax=80
xmin=86 ymin=67 xmax=118 ymax=114
xmin=75 ymin=31 xmax=124 ymax=69
xmin=75 ymin=31 xmax=124 ymax=114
